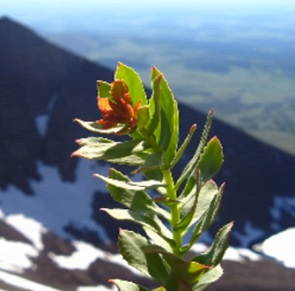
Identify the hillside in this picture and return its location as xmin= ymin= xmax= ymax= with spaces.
xmin=0 ymin=15 xmax=295 ymax=248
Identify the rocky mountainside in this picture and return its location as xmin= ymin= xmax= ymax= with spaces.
xmin=0 ymin=16 xmax=295 ymax=250
xmin=1 ymin=212 xmax=295 ymax=291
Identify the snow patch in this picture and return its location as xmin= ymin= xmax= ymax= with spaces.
xmin=49 ymin=240 xmax=143 ymax=276
xmin=0 ymin=238 xmax=38 ymax=273
xmin=259 ymin=228 xmax=295 ymax=268
xmin=49 ymin=240 xmax=106 ymax=270
xmin=0 ymin=269 xmax=63 ymax=291
xmin=0 ymin=159 xmax=110 ymax=242
xmin=77 ymin=286 xmax=115 ymax=291
xmin=5 ymin=213 xmax=45 ymax=250
xmin=191 ymin=243 xmax=262 ymax=263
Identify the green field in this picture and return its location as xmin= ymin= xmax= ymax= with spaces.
xmin=47 ymin=31 xmax=295 ymax=156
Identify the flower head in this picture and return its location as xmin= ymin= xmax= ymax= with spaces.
xmin=96 ymin=80 xmax=141 ymax=134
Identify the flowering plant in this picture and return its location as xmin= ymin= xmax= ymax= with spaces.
xmin=72 ymin=63 xmax=233 ymax=291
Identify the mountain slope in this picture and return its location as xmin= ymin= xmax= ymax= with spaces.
xmin=0 ymin=16 xmax=295 ymax=249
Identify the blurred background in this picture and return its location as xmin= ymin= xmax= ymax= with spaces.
xmin=2 ymin=0 xmax=295 ymax=154
xmin=1 ymin=1 xmax=295 ymax=289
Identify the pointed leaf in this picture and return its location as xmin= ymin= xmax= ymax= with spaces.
xmin=150 ymin=67 xmax=179 ymax=167
xmin=192 ymin=222 xmax=234 ymax=267
xmin=143 ymin=244 xmax=183 ymax=269
xmin=108 ymin=168 xmax=170 ymax=221
xmin=165 ymin=261 xmax=209 ymax=291
xmin=147 ymin=70 xmax=161 ymax=135
xmin=110 ymin=279 xmax=149 ymax=291
xmin=180 ymin=180 xmax=218 ymax=224
xmin=97 ymin=80 xmax=111 ymax=98
xmin=192 ymin=265 xmax=223 ymax=290
xmin=73 ymin=119 xmax=127 ymax=134
xmin=197 ymin=136 xmax=223 ymax=183
xmin=115 ymin=62 xmax=148 ymax=106
xmin=102 ymin=208 xmax=171 ymax=239
xmin=176 ymin=109 xmax=214 ymax=191
xmin=94 ymin=173 xmax=165 ymax=191
xmin=72 ymin=137 xmax=149 ymax=165
xmin=118 ymin=230 xmax=169 ymax=284
xmin=181 ymin=184 xmax=224 ymax=254
xmin=143 ymin=227 xmax=174 ymax=252
xmin=170 ymin=124 xmax=197 ymax=169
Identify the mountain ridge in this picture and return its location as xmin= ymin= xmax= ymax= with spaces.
xmin=0 ymin=16 xmax=295 ymax=249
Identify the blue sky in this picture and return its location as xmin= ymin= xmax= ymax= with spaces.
xmin=2 ymin=0 xmax=295 ymax=33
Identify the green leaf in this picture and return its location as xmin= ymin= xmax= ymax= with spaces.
xmin=143 ymin=244 xmax=183 ymax=269
xmin=94 ymin=173 xmax=165 ymax=191
xmin=115 ymin=62 xmax=148 ymax=106
xmin=137 ymin=105 xmax=150 ymax=130
xmin=181 ymin=183 xmax=224 ymax=254
xmin=180 ymin=180 xmax=218 ymax=225
xmin=192 ymin=264 xmax=223 ymax=291
xmin=110 ymin=279 xmax=149 ymax=291
xmin=150 ymin=67 xmax=179 ymax=167
xmin=192 ymin=222 xmax=234 ymax=267
xmin=72 ymin=137 xmax=150 ymax=165
xmin=73 ymin=119 xmax=126 ymax=134
xmin=147 ymin=71 xmax=161 ymax=135
xmin=165 ymin=261 xmax=209 ymax=291
xmin=176 ymin=109 xmax=214 ymax=191
xmin=118 ymin=230 xmax=169 ymax=284
xmin=108 ymin=168 xmax=170 ymax=221
xmin=97 ymin=80 xmax=111 ymax=98
xmin=197 ymin=136 xmax=224 ymax=183
xmin=170 ymin=124 xmax=197 ymax=169
xmin=174 ymin=170 xmax=201 ymax=235
xmin=102 ymin=208 xmax=171 ymax=239
xmin=143 ymin=227 xmax=174 ymax=252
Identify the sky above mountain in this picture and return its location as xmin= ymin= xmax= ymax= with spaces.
xmin=2 ymin=0 xmax=295 ymax=34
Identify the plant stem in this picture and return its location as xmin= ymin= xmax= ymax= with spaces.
xmin=163 ymin=169 xmax=182 ymax=254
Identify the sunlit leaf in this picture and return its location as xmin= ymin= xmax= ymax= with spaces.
xmin=118 ymin=230 xmax=169 ymax=284
xmin=110 ymin=279 xmax=149 ymax=291
xmin=115 ymin=62 xmax=148 ymax=106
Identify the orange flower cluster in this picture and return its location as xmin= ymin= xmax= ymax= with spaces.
xmin=96 ymin=80 xmax=141 ymax=134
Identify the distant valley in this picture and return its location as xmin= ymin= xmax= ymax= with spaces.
xmin=45 ymin=23 xmax=295 ymax=156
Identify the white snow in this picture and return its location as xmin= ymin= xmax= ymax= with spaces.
xmin=259 ymin=227 xmax=295 ymax=268
xmin=0 ymin=159 xmax=110 ymax=241
xmin=0 ymin=269 xmax=63 ymax=291
xmin=49 ymin=240 xmax=107 ymax=269
xmin=0 ymin=238 xmax=37 ymax=273
xmin=224 ymin=246 xmax=261 ymax=262
xmin=191 ymin=243 xmax=262 ymax=263
xmin=78 ymin=286 xmax=115 ymax=291
xmin=49 ymin=240 xmax=143 ymax=276
xmin=5 ymin=213 xmax=45 ymax=250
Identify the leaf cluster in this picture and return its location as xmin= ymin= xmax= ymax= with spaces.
xmin=73 ymin=63 xmax=233 ymax=290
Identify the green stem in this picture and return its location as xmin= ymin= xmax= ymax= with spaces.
xmin=138 ymin=128 xmax=162 ymax=153
xmin=163 ymin=169 xmax=182 ymax=254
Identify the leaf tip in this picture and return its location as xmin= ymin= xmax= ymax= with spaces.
xmin=190 ymin=123 xmax=197 ymax=132
xmin=209 ymin=108 xmax=214 ymax=117
xmin=70 ymin=151 xmax=78 ymax=158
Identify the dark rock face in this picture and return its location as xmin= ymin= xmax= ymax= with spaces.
xmin=0 ymin=16 xmax=113 ymax=193
xmin=1 ymin=16 xmax=295 ymax=248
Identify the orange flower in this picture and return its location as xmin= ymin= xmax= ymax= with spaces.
xmin=96 ymin=80 xmax=141 ymax=134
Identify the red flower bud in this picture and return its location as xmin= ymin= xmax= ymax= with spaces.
xmin=96 ymin=80 xmax=141 ymax=134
